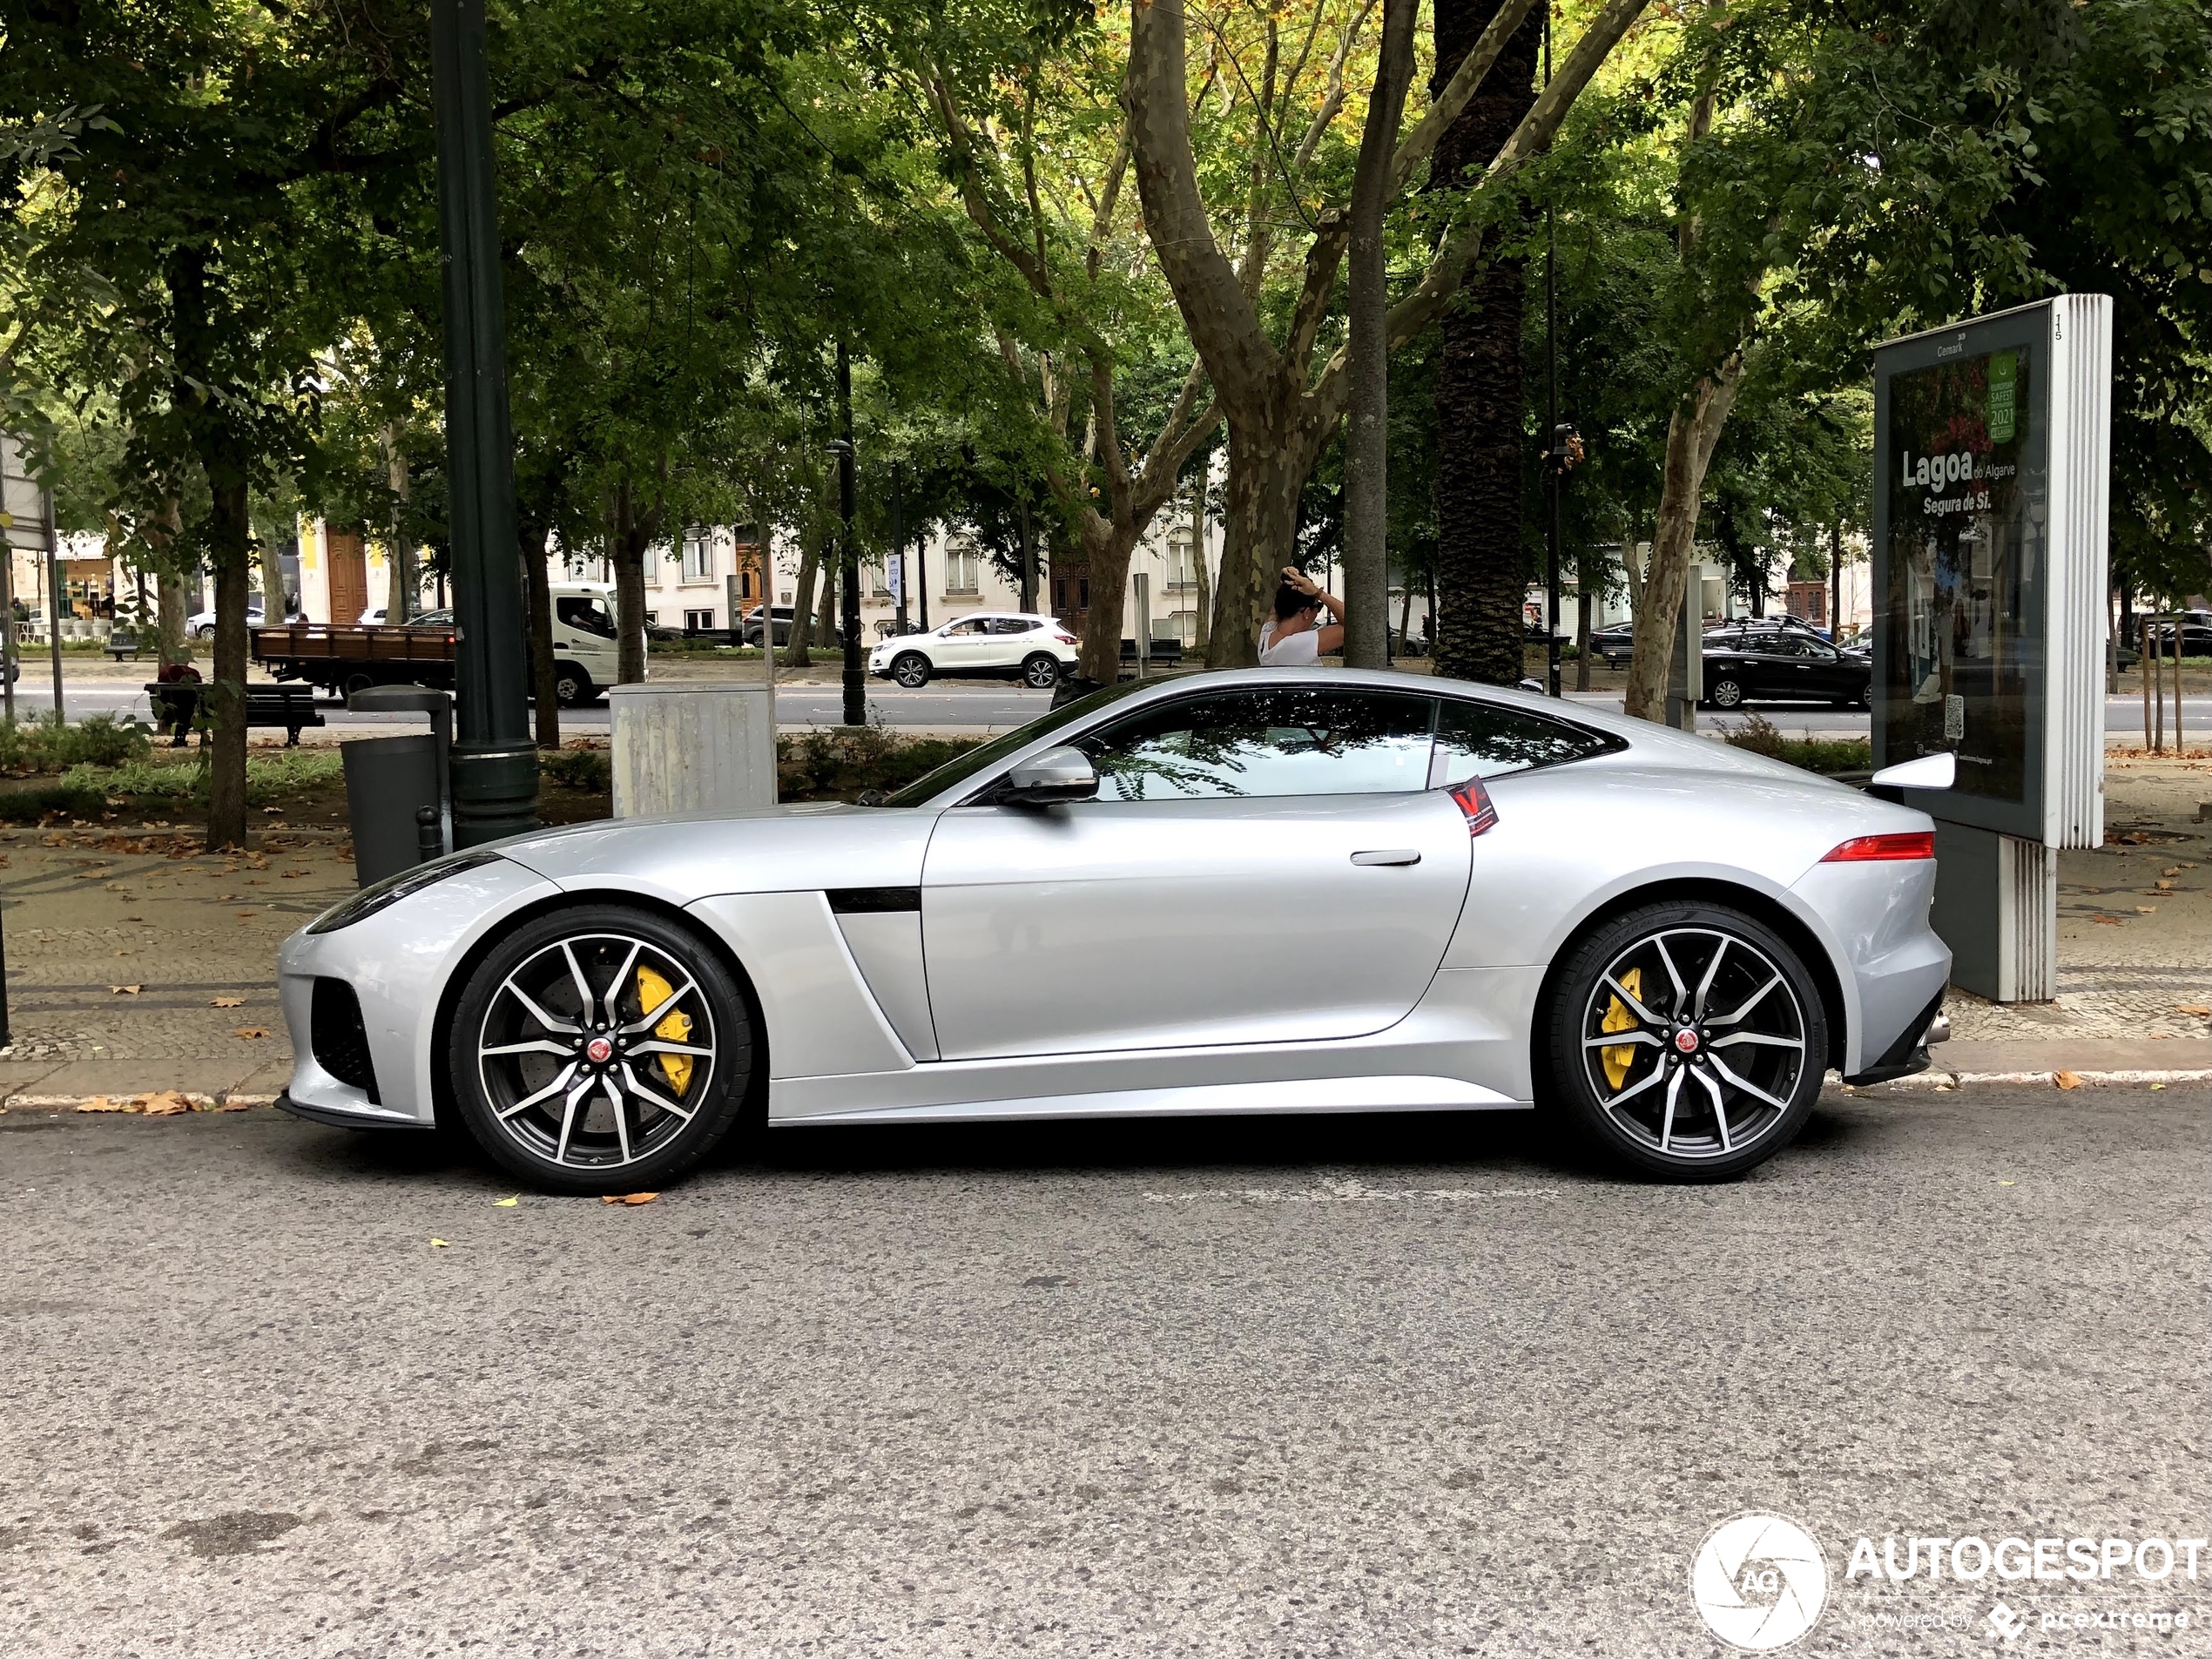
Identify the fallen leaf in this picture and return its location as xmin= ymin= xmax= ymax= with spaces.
xmin=234 ymin=910 xmax=256 ymax=919
xmin=215 ymin=1099 xmax=250 ymax=1112
xmin=430 ymin=1238 xmax=449 ymax=1248
xmin=492 ymin=1196 xmax=520 ymax=1208
xmin=212 ymin=996 xmax=245 ymax=1008
xmin=76 ymin=1096 xmax=134 ymax=1113
xmin=109 ymin=984 xmax=141 ymax=995
xmin=2093 ymin=914 xmax=2123 ymax=926
xmin=2151 ymin=1082 xmax=2167 ymax=1091
xmin=2134 ymin=906 xmax=2157 ymax=914
xmin=233 ymin=1026 xmax=270 ymax=1040
xmin=2054 ymin=1070 xmax=2083 ymax=1090
xmin=2178 ymin=1005 xmax=2211 ymax=1018
xmin=1998 ymin=1179 xmax=2015 ymax=1186
xmin=139 ymin=1091 xmax=192 ymax=1117
xmin=602 ymin=1191 xmax=659 ymax=1206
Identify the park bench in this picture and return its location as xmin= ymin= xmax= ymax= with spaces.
xmin=105 ymin=631 xmax=145 ymax=662
xmin=1118 ymin=637 xmax=1184 ymax=670
xmin=144 ymin=681 xmax=326 ymax=747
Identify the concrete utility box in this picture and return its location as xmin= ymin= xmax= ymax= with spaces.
xmin=609 ymin=683 xmax=776 ymax=818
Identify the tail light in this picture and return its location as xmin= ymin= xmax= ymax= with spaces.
xmin=1821 ymin=831 xmax=1935 ymax=862
xmin=1448 ymin=776 xmax=1499 ymax=836
xmin=1052 ymin=630 xmax=1077 ymax=644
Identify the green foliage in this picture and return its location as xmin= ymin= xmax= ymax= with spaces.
xmin=0 ymin=711 xmax=154 ymax=772
xmin=778 ymin=729 xmax=980 ymax=802
xmin=1721 ymin=712 xmax=1871 ymax=775
xmin=542 ymin=745 xmax=613 ymax=792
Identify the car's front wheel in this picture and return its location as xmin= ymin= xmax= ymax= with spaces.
xmin=1020 ymin=652 xmax=1060 ymax=690
xmin=448 ymin=905 xmax=757 ymax=1195
xmin=891 ymin=651 xmax=931 ymax=688
xmin=1707 ymin=675 xmax=1745 ymax=710
xmin=1545 ymin=900 xmax=1826 ymax=1181
xmin=553 ymin=663 xmax=594 ymax=706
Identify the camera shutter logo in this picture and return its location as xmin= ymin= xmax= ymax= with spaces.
xmin=1690 ymin=1512 xmax=1831 ymax=1651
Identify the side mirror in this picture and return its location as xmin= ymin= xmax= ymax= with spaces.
xmin=1001 ymin=745 xmax=1097 ymax=806
xmin=1870 ymin=752 xmax=1956 ymax=791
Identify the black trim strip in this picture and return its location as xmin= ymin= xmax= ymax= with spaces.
xmin=274 ymin=1091 xmax=435 ymax=1131
xmin=827 ymin=887 xmax=922 ymax=914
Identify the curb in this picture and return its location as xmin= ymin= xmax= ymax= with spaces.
xmin=1869 ymin=1068 xmax=2210 ymax=1093
xmin=0 ymin=1091 xmax=280 ymax=1115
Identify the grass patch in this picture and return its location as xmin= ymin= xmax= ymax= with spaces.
xmin=0 ymin=745 xmax=345 ymax=823
xmin=1722 ymin=712 xmax=1871 ymax=776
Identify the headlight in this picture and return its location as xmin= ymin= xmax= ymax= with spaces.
xmin=307 ymin=850 xmax=506 ymax=934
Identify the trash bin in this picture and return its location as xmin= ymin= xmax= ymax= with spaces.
xmin=341 ymin=734 xmax=445 ymax=888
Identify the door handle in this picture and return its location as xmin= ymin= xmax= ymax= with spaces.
xmin=1351 ymin=849 xmax=1421 ymax=867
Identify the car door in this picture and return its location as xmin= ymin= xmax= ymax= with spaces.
xmin=983 ymin=616 xmax=1039 ymax=671
xmin=1789 ymin=635 xmax=1857 ymax=698
xmin=920 ymin=685 xmax=1472 ymax=1060
xmin=929 ymin=617 xmax=994 ymax=675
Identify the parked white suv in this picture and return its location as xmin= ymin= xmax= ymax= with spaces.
xmin=869 ymin=612 xmax=1079 ymax=689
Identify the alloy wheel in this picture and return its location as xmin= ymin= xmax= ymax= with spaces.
xmin=1022 ymin=654 xmax=1059 ymax=689
xmin=1578 ymin=926 xmax=1807 ymax=1163
xmin=1710 ymin=678 xmax=1744 ymax=709
xmin=893 ymin=652 xmax=929 ymax=688
xmin=474 ymin=930 xmax=718 ymax=1173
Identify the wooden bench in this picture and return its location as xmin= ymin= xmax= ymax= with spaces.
xmin=144 ymin=682 xmax=327 ymax=747
xmin=105 ymin=631 xmax=145 ymax=662
xmin=1118 ymin=637 xmax=1184 ymax=669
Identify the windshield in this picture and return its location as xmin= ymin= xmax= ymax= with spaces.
xmin=880 ymin=678 xmax=1153 ymax=806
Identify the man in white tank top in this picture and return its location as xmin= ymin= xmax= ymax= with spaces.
xmin=1258 ymin=566 xmax=1345 ymax=664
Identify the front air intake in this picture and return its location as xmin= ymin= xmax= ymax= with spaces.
xmin=310 ymin=978 xmax=381 ymax=1103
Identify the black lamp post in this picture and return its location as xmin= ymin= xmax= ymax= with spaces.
xmin=429 ymin=0 xmax=536 ymax=843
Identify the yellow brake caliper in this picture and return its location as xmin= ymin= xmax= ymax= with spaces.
xmin=1600 ymin=967 xmax=1643 ymax=1091
xmin=634 ymin=966 xmax=694 ymax=1097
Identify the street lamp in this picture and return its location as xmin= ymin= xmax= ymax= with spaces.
xmin=829 ymin=341 xmax=864 ymax=726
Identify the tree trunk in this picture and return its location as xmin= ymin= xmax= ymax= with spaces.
xmin=1342 ymin=0 xmax=1418 ymax=670
xmin=206 ymin=489 xmax=252 ymax=849
xmin=1207 ymin=420 xmax=1307 ymax=665
xmin=150 ymin=496 xmax=191 ymax=670
xmin=610 ymin=480 xmax=649 ymax=685
xmin=1077 ymin=517 xmax=1138 ymax=684
xmin=1622 ymin=357 xmax=1747 ymax=722
xmin=1427 ymin=0 xmax=1541 ymax=686
xmin=1190 ymin=481 xmax=1212 ymax=654
xmin=519 ymin=516 xmax=562 ymax=750
xmin=783 ymin=533 xmax=819 ymax=670
xmin=257 ymin=526 xmax=288 ymax=624
xmin=384 ymin=426 xmax=416 ymax=624
xmin=1575 ymin=580 xmax=1592 ymax=691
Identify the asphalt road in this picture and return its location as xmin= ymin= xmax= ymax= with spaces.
xmin=3 ymin=1086 xmax=2204 ymax=1656
xmin=13 ymin=671 xmax=2212 ymax=739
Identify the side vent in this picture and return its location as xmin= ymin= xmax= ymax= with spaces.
xmin=311 ymin=978 xmax=381 ymax=1103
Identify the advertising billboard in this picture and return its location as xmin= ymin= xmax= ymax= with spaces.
xmin=1871 ymin=297 xmax=2108 ymax=849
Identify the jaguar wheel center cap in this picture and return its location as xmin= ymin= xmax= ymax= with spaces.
xmin=1674 ymin=1028 xmax=1701 ymax=1055
xmin=585 ymin=1036 xmax=615 ymax=1065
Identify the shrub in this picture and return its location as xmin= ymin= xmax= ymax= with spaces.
xmin=0 ymin=711 xmax=153 ymax=772
xmin=543 ymin=745 xmax=612 ymax=791
xmin=1722 ymin=715 xmax=1869 ymax=775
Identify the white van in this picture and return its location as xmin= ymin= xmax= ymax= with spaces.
xmin=546 ymin=582 xmax=625 ymax=705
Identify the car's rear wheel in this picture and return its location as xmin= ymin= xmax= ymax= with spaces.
xmin=1021 ymin=652 xmax=1060 ymax=690
xmin=1707 ymin=675 xmax=1745 ymax=710
xmin=448 ymin=905 xmax=757 ymax=1195
xmin=892 ymin=651 xmax=931 ymax=688
xmin=1545 ymin=900 xmax=1826 ymax=1181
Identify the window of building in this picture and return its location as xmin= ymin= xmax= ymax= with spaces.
xmin=945 ymin=544 xmax=981 ymax=595
xmin=867 ymin=560 xmax=892 ymax=598
xmin=1167 ymin=532 xmax=1198 ymax=591
xmin=1077 ymin=577 xmax=1090 ymax=609
xmin=684 ymin=609 xmax=716 ymax=633
xmin=1054 ymin=577 xmax=1069 ymax=610
xmin=681 ymin=529 xmax=714 ymax=583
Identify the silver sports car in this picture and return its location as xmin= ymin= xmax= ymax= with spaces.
xmin=275 ymin=669 xmax=1951 ymax=1192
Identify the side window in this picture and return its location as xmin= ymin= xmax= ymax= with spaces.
xmin=555 ymin=596 xmax=617 ymax=638
xmin=1431 ymin=698 xmax=1626 ymax=784
xmin=944 ymin=618 xmax=988 ymax=637
xmin=1075 ymin=688 xmax=1436 ymax=801
xmin=989 ymin=617 xmax=1035 ymax=635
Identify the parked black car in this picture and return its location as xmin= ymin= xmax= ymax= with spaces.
xmin=740 ymin=604 xmax=797 ymax=647
xmin=1589 ymin=622 xmax=1637 ymax=667
xmin=1702 ymin=623 xmax=1871 ymax=709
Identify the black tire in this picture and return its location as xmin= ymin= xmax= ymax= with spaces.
xmin=448 ymin=904 xmax=758 ymax=1195
xmin=1020 ymin=652 xmax=1060 ymax=690
xmin=342 ymin=669 xmax=377 ymax=698
xmin=1544 ymin=899 xmax=1827 ymax=1182
xmin=891 ymin=651 xmax=931 ymax=689
xmin=1707 ymin=676 xmax=1745 ymax=710
xmin=1851 ymin=680 xmax=1871 ymax=711
xmin=554 ymin=662 xmax=593 ymax=706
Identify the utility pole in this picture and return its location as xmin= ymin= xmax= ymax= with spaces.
xmin=44 ymin=487 xmax=62 ymax=721
xmin=836 ymin=342 xmax=864 ymax=727
xmin=430 ymin=0 xmax=536 ymax=844
xmin=1830 ymin=521 xmax=1843 ymax=640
